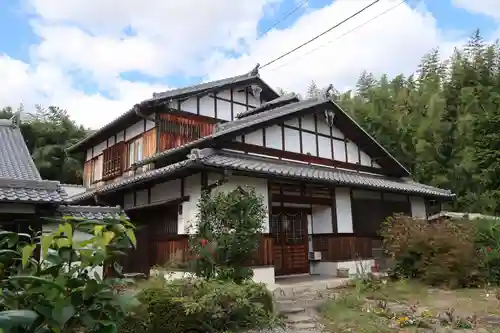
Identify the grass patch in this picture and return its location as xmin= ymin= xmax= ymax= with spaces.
xmin=320 ymin=294 xmax=393 ymax=333
xmin=320 ymin=278 xmax=500 ymax=332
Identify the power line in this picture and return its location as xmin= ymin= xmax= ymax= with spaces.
xmin=256 ymin=0 xmax=309 ymax=40
xmin=266 ymin=0 xmax=406 ymax=73
xmin=259 ymin=0 xmax=382 ymax=70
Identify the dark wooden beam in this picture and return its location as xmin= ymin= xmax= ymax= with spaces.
xmin=224 ymin=142 xmax=393 ymax=176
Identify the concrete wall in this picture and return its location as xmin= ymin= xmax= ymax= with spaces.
xmin=152 ymin=266 xmax=275 ymax=286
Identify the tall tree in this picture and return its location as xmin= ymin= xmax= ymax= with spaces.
xmin=0 ymin=105 xmax=88 ymax=184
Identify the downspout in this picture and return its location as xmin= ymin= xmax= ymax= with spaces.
xmin=205 ymin=169 xmax=232 ymax=194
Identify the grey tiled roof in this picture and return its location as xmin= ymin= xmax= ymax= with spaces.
xmin=197 ymin=150 xmax=452 ymax=198
xmin=0 ymin=118 xmax=67 ymax=203
xmin=68 ymin=159 xmax=197 ymax=202
xmin=70 ymin=148 xmax=453 ymax=203
xmin=0 ymin=178 xmax=67 ymax=203
xmin=236 ymin=93 xmax=300 ymax=118
xmin=150 ymin=72 xmax=264 ymax=101
xmin=56 ymin=205 xmax=128 ymax=220
xmin=0 ymin=119 xmax=42 ymax=180
xmin=67 ymin=72 xmax=279 ymax=153
xmin=132 ymin=97 xmax=328 ymax=168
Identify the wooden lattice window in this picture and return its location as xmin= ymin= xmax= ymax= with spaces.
xmin=102 ymin=142 xmax=125 ymax=179
xmin=159 ymin=114 xmax=216 ymax=151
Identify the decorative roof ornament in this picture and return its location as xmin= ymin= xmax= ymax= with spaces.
xmin=323 ymin=84 xmax=336 ymax=127
xmin=251 ymin=84 xmax=262 ymax=101
xmin=324 ymin=84 xmax=334 ymax=99
xmin=10 ymin=110 xmax=21 ymax=128
xmin=250 ymin=63 xmax=260 ymax=76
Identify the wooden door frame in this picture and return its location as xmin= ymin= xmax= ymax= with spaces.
xmin=270 ymin=206 xmax=310 ymax=276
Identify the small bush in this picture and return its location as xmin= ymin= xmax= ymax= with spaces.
xmin=475 ymin=218 xmax=500 ymax=283
xmin=125 ymin=276 xmax=275 ymax=333
xmin=380 ymin=215 xmax=482 ymax=287
xmin=189 ymin=186 xmax=266 ymax=283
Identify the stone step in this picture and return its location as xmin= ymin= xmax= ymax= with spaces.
xmin=285 ymin=314 xmax=316 ymax=324
xmin=290 ymin=322 xmax=318 ymax=330
xmin=278 ymin=306 xmax=306 ymax=315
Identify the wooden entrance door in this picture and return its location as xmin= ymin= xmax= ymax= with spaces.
xmin=271 ymin=207 xmax=309 ymax=276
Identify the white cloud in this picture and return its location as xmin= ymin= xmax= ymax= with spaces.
xmin=0 ymin=0 xmax=475 ymax=128
xmin=452 ymin=0 xmax=500 ymax=20
xmin=205 ymin=0 xmax=462 ymax=93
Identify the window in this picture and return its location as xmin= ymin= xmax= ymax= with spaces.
xmin=84 ymin=156 xmax=103 ymax=186
xmin=127 ymin=137 xmax=143 ymax=167
xmin=102 ymin=142 xmax=125 ymax=179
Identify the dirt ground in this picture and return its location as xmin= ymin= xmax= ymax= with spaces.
xmin=320 ymin=279 xmax=500 ymax=333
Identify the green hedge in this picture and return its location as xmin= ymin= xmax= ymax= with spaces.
xmin=118 ymin=277 xmax=275 ymax=333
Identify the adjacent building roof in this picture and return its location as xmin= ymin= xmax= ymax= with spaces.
xmin=68 ymin=148 xmax=453 ymax=203
xmin=235 ymin=93 xmax=300 ymax=118
xmin=428 ymin=211 xmax=499 ymax=221
xmin=56 ymin=205 xmax=128 ymax=220
xmin=0 ymin=116 xmax=130 ymax=220
xmin=0 ymin=117 xmax=67 ymax=204
xmin=66 ymin=71 xmax=279 ymax=153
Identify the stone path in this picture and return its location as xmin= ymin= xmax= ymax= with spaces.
xmin=268 ymin=280 xmax=347 ymax=332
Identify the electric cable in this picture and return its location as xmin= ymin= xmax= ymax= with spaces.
xmin=259 ymin=0 xmax=382 ymax=70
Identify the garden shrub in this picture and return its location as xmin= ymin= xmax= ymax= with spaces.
xmin=189 ymin=186 xmax=267 ymax=283
xmin=474 ymin=218 xmax=500 ymax=283
xmin=0 ymin=216 xmax=140 ymax=333
xmin=130 ymin=276 xmax=275 ymax=333
xmin=380 ymin=215 xmax=482 ymax=287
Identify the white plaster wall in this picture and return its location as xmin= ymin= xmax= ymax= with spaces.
xmin=61 ymin=185 xmax=86 ymax=198
xmin=310 ymin=260 xmax=374 ymax=277
xmin=153 ymin=266 xmax=275 ymax=286
xmin=208 ymin=174 xmax=270 ymax=233
xmin=252 ymin=266 xmax=275 ymax=285
xmin=337 ymin=259 xmax=374 ymax=276
xmin=336 ymin=188 xmax=353 ymax=233
xmin=310 ymin=262 xmax=337 ymax=276
xmin=311 ymin=205 xmax=333 ymax=234
xmin=264 ymin=125 xmax=282 ymax=150
xmin=283 ymin=127 xmax=300 ymax=153
xmin=42 ymin=224 xmax=103 ymax=279
xmin=179 ymin=87 xmax=258 ymax=121
xmin=215 ymin=91 xmax=232 ymax=121
xmin=179 ymin=173 xmax=202 ymax=234
xmin=234 ymin=112 xmax=383 ymax=168
xmin=150 ymin=179 xmax=182 ymax=203
xmin=410 ymin=196 xmax=427 ymax=219
xmin=145 ymin=117 xmax=155 ymax=131
xmin=125 ymin=121 xmax=144 ymax=141
xmin=92 ymin=141 xmax=107 ymax=156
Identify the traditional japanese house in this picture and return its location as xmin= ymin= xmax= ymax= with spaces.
xmin=66 ymin=69 xmax=454 ymax=285
xmin=0 ymin=115 xmax=127 ymax=277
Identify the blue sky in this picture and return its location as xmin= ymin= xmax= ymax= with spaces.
xmin=0 ymin=0 xmax=497 ymax=128
xmin=0 ymin=0 xmax=495 ymax=67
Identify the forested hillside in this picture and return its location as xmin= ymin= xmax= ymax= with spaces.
xmin=327 ymin=30 xmax=500 ymax=215
xmin=3 ymin=30 xmax=500 ymax=214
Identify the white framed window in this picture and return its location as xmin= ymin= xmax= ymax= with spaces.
xmin=127 ymin=137 xmax=144 ymax=167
